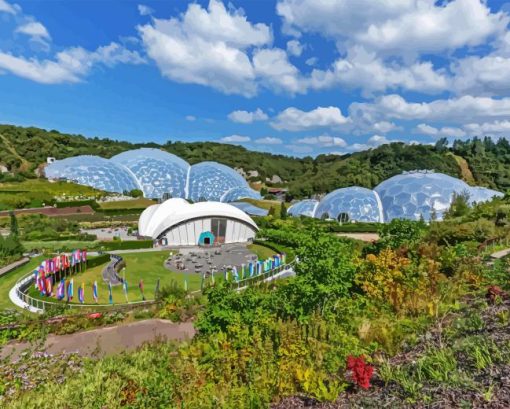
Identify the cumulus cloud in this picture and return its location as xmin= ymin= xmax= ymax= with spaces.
xmin=0 ymin=42 xmax=145 ymax=84
xmin=350 ymin=94 xmax=510 ymax=124
xmin=138 ymin=4 xmax=154 ymax=16
xmin=271 ymin=106 xmax=349 ymax=131
xmin=137 ymin=0 xmax=274 ymax=97
xmin=277 ymin=0 xmax=508 ymax=57
xmin=286 ymin=39 xmax=302 ymax=56
xmin=348 ymin=134 xmax=399 ymax=152
xmin=464 ymin=120 xmax=510 ymax=136
xmin=254 ymin=137 xmax=282 ymax=144
xmin=15 ymin=21 xmax=51 ymax=42
xmin=297 ymin=135 xmax=347 ymax=147
xmin=0 ymin=0 xmax=19 ymax=14
xmin=220 ymin=134 xmax=251 ymax=143
xmin=415 ymin=123 xmax=466 ymax=138
xmin=307 ymin=46 xmax=449 ymax=95
xmin=228 ymin=108 xmax=268 ymax=123
xmin=253 ymin=48 xmax=303 ymax=94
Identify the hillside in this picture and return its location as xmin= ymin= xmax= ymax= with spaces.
xmin=1 ymin=124 xmax=509 ymax=198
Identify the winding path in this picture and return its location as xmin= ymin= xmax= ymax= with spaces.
xmin=1 ymin=319 xmax=195 ymax=361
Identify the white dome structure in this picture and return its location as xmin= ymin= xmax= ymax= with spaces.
xmin=139 ymin=198 xmax=258 ymax=246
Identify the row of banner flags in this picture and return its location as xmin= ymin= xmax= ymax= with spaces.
xmin=32 ymin=250 xmax=286 ymax=303
xmin=197 ymin=253 xmax=287 ymax=290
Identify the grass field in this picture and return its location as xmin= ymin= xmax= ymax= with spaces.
xmin=240 ymin=198 xmax=282 ymax=212
xmin=0 ymin=179 xmax=101 ymax=196
xmin=27 ymin=251 xmax=217 ymax=305
xmin=98 ymin=198 xmax=156 ymax=210
xmin=0 ymin=256 xmax=45 ymax=309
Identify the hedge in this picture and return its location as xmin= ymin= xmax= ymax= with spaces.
xmin=96 ymin=207 xmax=146 ymax=215
xmin=86 ymin=253 xmax=110 ymax=268
xmin=55 ymin=200 xmax=99 ymax=210
xmin=93 ymin=240 xmax=153 ymax=251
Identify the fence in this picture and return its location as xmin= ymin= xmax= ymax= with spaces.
xmin=12 ymin=258 xmax=297 ymax=313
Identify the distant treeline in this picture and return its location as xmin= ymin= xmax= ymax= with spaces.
xmin=1 ymin=124 xmax=509 ymax=198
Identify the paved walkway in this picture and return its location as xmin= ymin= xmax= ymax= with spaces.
xmin=1 ymin=319 xmax=195 ymax=361
xmin=0 ymin=257 xmax=29 ymax=278
xmin=490 ymin=248 xmax=510 ymax=260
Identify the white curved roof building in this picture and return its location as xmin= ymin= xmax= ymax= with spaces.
xmin=139 ymin=198 xmax=258 ymax=246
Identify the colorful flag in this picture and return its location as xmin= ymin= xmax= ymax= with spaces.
xmin=81 ymin=249 xmax=87 ymax=263
xmin=123 ymin=279 xmax=129 ymax=302
xmin=45 ymin=276 xmax=52 ymax=296
xmin=78 ymin=283 xmax=84 ymax=304
xmin=138 ymin=279 xmax=145 ymax=300
xmin=57 ymin=279 xmax=65 ymax=300
xmin=233 ymin=266 xmax=239 ymax=282
xmin=108 ymin=281 xmax=113 ymax=304
xmin=67 ymin=279 xmax=74 ymax=301
xmin=33 ymin=269 xmax=39 ymax=289
xmin=92 ymin=281 xmax=98 ymax=303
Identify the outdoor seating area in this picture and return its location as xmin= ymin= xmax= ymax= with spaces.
xmin=165 ymin=244 xmax=258 ymax=277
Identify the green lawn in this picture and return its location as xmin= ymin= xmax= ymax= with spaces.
xmin=0 ymin=256 xmax=45 ymax=309
xmin=248 ymin=243 xmax=278 ymax=260
xmin=28 ymin=251 xmax=212 ymax=305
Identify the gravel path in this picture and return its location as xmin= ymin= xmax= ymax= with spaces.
xmin=1 ymin=319 xmax=195 ymax=361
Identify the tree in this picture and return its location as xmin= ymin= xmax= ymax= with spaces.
xmin=9 ymin=212 xmax=18 ymax=237
xmin=445 ymin=191 xmax=470 ymax=218
xmin=280 ymin=202 xmax=287 ymax=219
xmin=378 ymin=219 xmax=427 ymax=249
xmin=128 ymin=189 xmax=143 ymax=198
xmin=268 ymin=206 xmax=276 ymax=217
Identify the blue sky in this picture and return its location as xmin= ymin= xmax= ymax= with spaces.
xmin=1 ymin=0 xmax=510 ymax=157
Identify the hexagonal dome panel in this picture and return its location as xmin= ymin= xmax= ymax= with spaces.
xmin=288 ymin=199 xmax=319 ymax=217
xmin=110 ymin=148 xmax=189 ymax=199
xmin=44 ymin=155 xmax=139 ymax=194
xmin=314 ymin=187 xmax=384 ymax=222
xmin=220 ymin=186 xmax=262 ymax=203
xmin=375 ymin=171 xmax=471 ymax=221
xmin=468 ymin=187 xmax=504 ymax=204
xmin=188 ymin=161 xmax=249 ymax=202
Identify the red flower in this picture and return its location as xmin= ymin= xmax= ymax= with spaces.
xmin=346 ymin=355 xmax=374 ymax=389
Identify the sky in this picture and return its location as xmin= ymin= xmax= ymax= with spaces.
xmin=1 ymin=0 xmax=510 ymax=157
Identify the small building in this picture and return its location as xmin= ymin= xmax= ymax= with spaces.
xmin=138 ymin=198 xmax=258 ymax=246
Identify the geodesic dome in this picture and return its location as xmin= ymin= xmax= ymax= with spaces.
xmin=374 ymin=171 xmax=471 ymax=222
xmin=187 ymin=161 xmax=249 ymax=202
xmin=220 ymin=186 xmax=262 ymax=203
xmin=313 ymin=187 xmax=384 ymax=222
xmin=44 ymin=155 xmax=139 ymax=194
xmin=468 ymin=186 xmax=504 ymax=204
xmin=110 ymin=148 xmax=189 ymax=199
xmin=288 ymin=199 xmax=319 ymax=217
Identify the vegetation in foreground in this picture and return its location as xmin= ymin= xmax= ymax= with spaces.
xmin=0 ymin=194 xmax=509 ymax=408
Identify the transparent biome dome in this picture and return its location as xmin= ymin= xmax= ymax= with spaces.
xmin=288 ymin=199 xmax=319 ymax=217
xmin=314 ymin=187 xmax=384 ymax=222
xmin=111 ymin=148 xmax=189 ymax=199
xmin=375 ymin=171 xmax=471 ymax=222
xmin=229 ymin=201 xmax=268 ymax=216
xmin=44 ymin=155 xmax=138 ymax=194
xmin=220 ymin=186 xmax=261 ymax=203
xmin=188 ymin=162 xmax=249 ymax=202
xmin=468 ymin=187 xmax=504 ymax=204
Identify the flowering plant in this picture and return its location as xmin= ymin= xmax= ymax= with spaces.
xmin=346 ymin=355 xmax=374 ymax=389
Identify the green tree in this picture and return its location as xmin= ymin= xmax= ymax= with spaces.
xmin=280 ymin=202 xmax=287 ymax=219
xmin=9 ymin=212 xmax=18 ymax=236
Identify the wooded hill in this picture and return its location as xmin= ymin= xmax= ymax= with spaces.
xmin=1 ymin=124 xmax=509 ymax=198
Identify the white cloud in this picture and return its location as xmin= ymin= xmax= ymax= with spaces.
xmin=138 ymin=4 xmax=154 ymax=16
xmin=185 ymin=115 xmax=196 ymax=121
xmin=228 ymin=108 xmax=268 ymax=124
xmin=137 ymin=0 xmax=272 ymax=97
xmin=15 ymin=21 xmax=51 ymax=42
xmin=464 ymin=120 xmax=510 ymax=136
xmin=253 ymin=48 xmax=302 ymax=94
xmin=0 ymin=0 xmax=19 ymax=14
xmin=297 ymin=135 xmax=347 ymax=147
xmin=350 ymin=94 xmax=510 ymax=124
xmin=220 ymin=134 xmax=251 ymax=143
xmin=286 ymin=39 xmax=302 ymax=56
xmin=305 ymin=57 xmax=317 ymax=66
xmin=254 ymin=137 xmax=282 ymax=144
xmin=277 ymin=0 xmax=508 ymax=57
xmin=271 ymin=106 xmax=349 ymax=131
xmin=0 ymin=42 xmax=144 ymax=84
xmin=308 ymin=46 xmax=449 ymax=95
xmin=347 ymin=134 xmax=399 ymax=152
xmin=372 ymin=121 xmax=399 ymax=133
xmin=415 ymin=123 xmax=466 ymax=138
